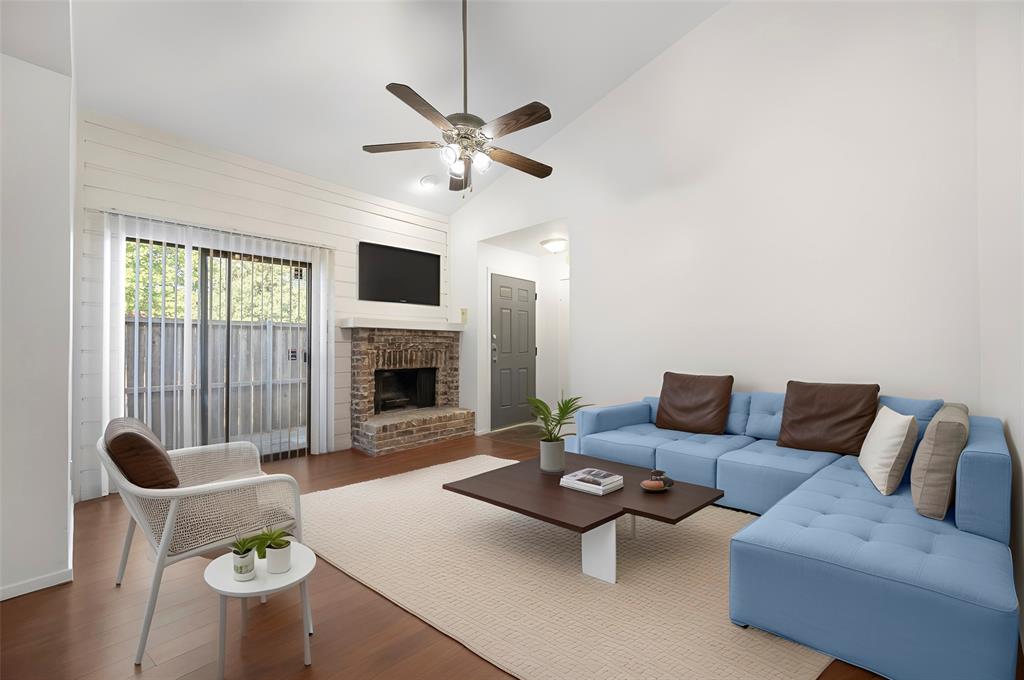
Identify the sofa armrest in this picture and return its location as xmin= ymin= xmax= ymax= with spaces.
xmin=576 ymin=402 xmax=651 ymax=439
xmin=955 ymin=416 xmax=1011 ymax=544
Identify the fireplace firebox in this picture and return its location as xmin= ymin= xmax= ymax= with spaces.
xmin=374 ymin=368 xmax=437 ymax=414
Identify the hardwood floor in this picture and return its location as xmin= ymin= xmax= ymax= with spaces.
xmin=0 ymin=433 xmax=1003 ymax=679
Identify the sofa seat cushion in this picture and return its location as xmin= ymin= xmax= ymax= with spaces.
xmin=617 ymin=423 xmax=692 ymax=440
xmin=716 ymin=440 xmax=840 ymax=514
xmin=579 ymin=431 xmax=667 ymax=468
xmin=655 ymin=434 xmax=754 ymax=488
xmin=736 ymin=455 xmax=1017 ymax=612
xmin=730 ymin=456 xmax=1018 ymax=680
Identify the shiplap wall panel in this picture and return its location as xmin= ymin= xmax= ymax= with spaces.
xmin=72 ymin=114 xmax=450 ymax=501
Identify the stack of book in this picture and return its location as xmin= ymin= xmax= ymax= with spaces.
xmin=560 ymin=468 xmax=624 ymax=496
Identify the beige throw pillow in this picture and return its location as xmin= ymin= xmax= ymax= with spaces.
xmin=910 ymin=403 xmax=970 ymax=520
xmin=858 ymin=406 xmax=918 ymax=495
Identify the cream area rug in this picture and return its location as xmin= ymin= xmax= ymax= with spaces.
xmin=300 ymin=455 xmax=831 ymax=680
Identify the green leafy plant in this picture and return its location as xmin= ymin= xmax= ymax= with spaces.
xmin=255 ymin=527 xmax=292 ymax=558
xmin=527 ymin=395 xmax=591 ymax=442
xmin=231 ymin=534 xmax=258 ymax=556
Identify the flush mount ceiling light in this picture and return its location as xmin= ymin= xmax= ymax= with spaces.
xmin=362 ymin=0 xmax=554 ymax=192
xmin=540 ymin=238 xmax=568 ymax=254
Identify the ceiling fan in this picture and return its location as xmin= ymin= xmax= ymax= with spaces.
xmin=362 ymin=0 xmax=553 ymax=192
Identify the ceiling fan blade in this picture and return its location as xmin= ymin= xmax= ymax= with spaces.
xmin=362 ymin=142 xmax=441 ymax=153
xmin=386 ymin=83 xmax=456 ymax=132
xmin=488 ymin=148 xmax=552 ymax=179
xmin=480 ymin=102 xmax=551 ymax=140
xmin=449 ymin=159 xmax=471 ymax=192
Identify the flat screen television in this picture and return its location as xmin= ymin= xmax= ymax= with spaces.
xmin=358 ymin=242 xmax=441 ymax=306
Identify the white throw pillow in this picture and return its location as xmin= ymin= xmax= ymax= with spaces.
xmin=858 ymin=405 xmax=918 ymax=495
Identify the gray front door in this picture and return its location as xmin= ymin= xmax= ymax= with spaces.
xmin=490 ymin=273 xmax=536 ymax=429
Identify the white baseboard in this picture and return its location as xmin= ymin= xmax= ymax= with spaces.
xmin=0 ymin=568 xmax=73 ymax=601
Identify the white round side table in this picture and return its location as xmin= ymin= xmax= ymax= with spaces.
xmin=203 ymin=542 xmax=316 ymax=679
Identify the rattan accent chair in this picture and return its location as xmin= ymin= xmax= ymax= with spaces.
xmin=96 ymin=436 xmax=304 ymax=665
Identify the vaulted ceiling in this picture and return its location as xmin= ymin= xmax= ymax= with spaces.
xmin=73 ymin=1 xmax=722 ymax=215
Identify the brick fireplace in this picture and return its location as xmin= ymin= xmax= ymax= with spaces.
xmin=350 ymin=327 xmax=475 ymax=455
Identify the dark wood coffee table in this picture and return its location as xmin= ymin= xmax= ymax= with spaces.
xmin=442 ymin=453 xmax=723 ymax=583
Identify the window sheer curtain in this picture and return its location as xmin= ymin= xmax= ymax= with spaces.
xmin=85 ymin=211 xmax=334 ymax=499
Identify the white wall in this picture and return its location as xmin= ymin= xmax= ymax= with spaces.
xmin=453 ymin=2 xmax=1003 ymax=404
xmin=536 ymin=252 xmax=570 ymax=407
xmin=73 ymin=114 xmax=450 ymax=499
xmin=1 ymin=54 xmax=74 ymax=599
xmin=973 ymin=1 xmax=1024 ymax=637
xmin=452 ymin=0 xmax=1024 ymax=631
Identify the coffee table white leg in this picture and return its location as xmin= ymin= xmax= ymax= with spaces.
xmin=581 ymin=520 xmax=616 ymax=584
xmin=218 ymin=595 xmax=227 ymax=680
xmin=299 ymin=581 xmax=312 ymax=665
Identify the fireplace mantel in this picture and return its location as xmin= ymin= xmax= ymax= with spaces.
xmin=337 ymin=316 xmax=465 ymax=332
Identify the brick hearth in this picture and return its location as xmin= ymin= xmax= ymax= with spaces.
xmin=350 ymin=328 xmax=475 ymax=455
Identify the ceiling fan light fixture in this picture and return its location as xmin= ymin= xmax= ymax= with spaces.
xmin=472 ymin=150 xmax=491 ymax=173
xmin=540 ymin=237 xmax=568 ymax=254
xmin=440 ymin=143 xmax=460 ymax=166
xmin=362 ymin=0 xmax=553 ymax=192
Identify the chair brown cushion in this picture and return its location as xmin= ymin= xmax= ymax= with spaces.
xmin=655 ymin=372 xmax=734 ymax=434
xmin=103 ymin=417 xmax=179 ymax=488
xmin=777 ymin=381 xmax=880 ymax=454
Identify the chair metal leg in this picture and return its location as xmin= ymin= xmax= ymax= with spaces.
xmin=135 ymin=499 xmax=179 ymax=666
xmin=115 ymin=518 xmax=136 ymax=586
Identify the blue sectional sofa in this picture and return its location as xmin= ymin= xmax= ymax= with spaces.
xmin=572 ymin=393 xmax=1018 ymax=680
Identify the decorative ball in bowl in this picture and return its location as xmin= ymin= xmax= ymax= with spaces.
xmin=640 ymin=470 xmax=674 ymax=493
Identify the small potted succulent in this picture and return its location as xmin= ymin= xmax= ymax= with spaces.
xmin=527 ymin=395 xmax=591 ymax=474
xmin=257 ymin=527 xmax=293 ymax=574
xmin=230 ymin=535 xmax=258 ymax=582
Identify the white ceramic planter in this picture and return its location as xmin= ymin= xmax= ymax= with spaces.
xmin=232 ymin=550 xmax=256 ymax=581
xmin=266 ymin=541 xmax=292 ymax=574
xmin=540 ymin=439 xmax=566 ymax=474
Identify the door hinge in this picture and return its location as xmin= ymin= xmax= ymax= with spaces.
xmin=535 ymin=292 xmax=538 ymax=300
xmin=535 ymin=346 xmax=538 ymax=356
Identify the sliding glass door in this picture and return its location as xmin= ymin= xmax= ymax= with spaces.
xmin=124 ymin=238 xmax=311 ymax=457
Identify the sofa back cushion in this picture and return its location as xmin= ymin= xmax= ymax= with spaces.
xmin=644 ymin=393 xmax=750 ymax=435
xmin=911 ymin=403 xmax=970 ymax=520
xmin=744 ymin=392 xmax=786 ymax=440
xmin=103 ymin=417 xmax=179 ymax=489
xmin=655 ymin=373 xmax=734 ymax=434
xmin=777 ymin=381 xmax=880 ymax=454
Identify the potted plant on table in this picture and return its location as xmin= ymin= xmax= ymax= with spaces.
xmin=527 ymin=395 xmax=591 ymax=475
xmin=230 ymin=535 xmax=258 ymax=582
xmin=257 ymin=527 xmax=293 ymax=574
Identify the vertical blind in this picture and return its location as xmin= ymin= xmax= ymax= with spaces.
xmin=100 ymin=212 xmax=334 ymax=469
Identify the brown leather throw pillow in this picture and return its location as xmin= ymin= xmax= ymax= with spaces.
xmin=655 ymin=372 xmax=734 ymax=434
xmin=777 ymin=381 xmax=880 ymax=454
xmin=104 ymin=417 xmax=180 ymax=489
